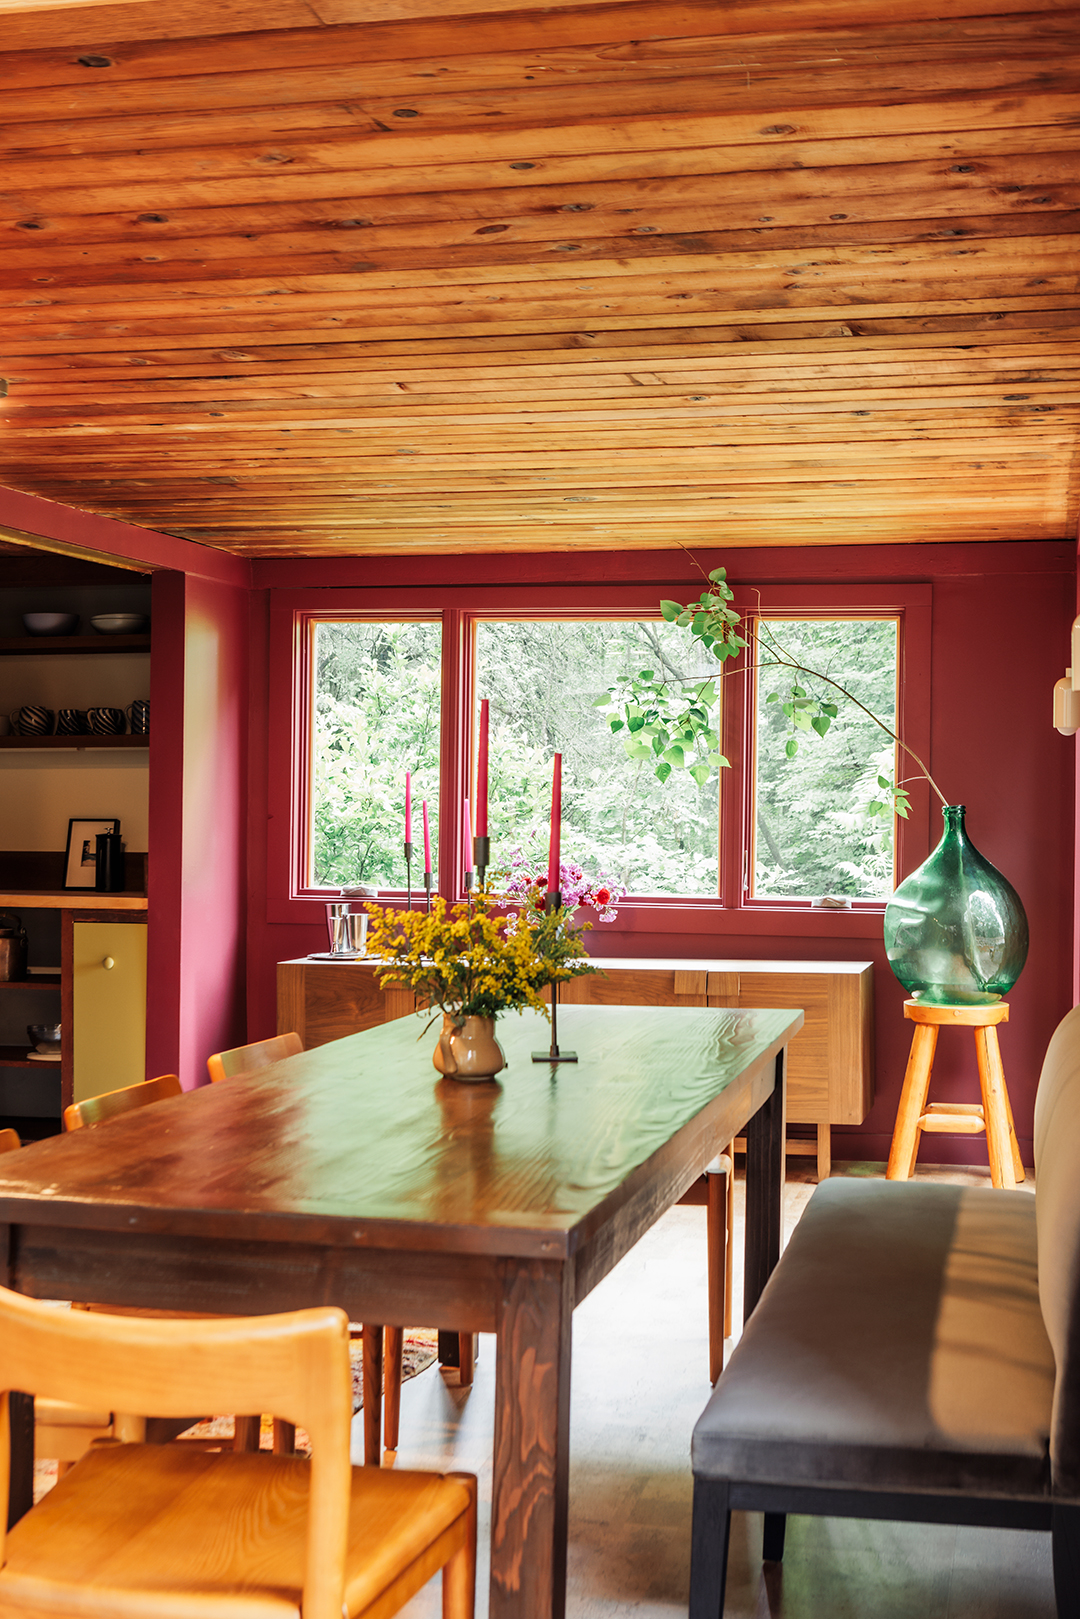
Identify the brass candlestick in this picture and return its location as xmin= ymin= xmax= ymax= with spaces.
xmin=404 ymin=840 xmax=414 ymax=910
xmin=423 ymin=870 xmax=433 ymax=913
xmin=532 ymin=889 xmax=578 ymax=1064
xmin=473 ymin=834 xmax=490 ymax=893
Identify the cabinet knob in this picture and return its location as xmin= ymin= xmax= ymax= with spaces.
xmin=102 ymin=956 xmax=115 ymax=971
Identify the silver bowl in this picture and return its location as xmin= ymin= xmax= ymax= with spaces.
xmin=27 ymin=1023 xmax=61 ymax=1054
xmin=90 ymin=613 xmax=149 ymax=635
xmin=22 ymin=612 xmax=79 ymax=636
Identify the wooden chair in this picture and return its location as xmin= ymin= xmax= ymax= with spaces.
xmin=209 ymin=1033 xmax=474 ymax=1458
xmin=207 ymin=1030 xmax=303 ymax=1083
xmin=64 ymin=1071 xmax=182 ymax=1131
xmin=0 ymin=1290 xmax=477 ymax=1619
xmin=0 ymin=1128 xmax=20 ymax=1154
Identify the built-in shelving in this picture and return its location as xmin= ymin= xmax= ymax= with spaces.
xmin=0 ymin=734 xmax=148 ymax=750
xmin=0 ymin=1046 xmax=43 ymax=1068
xmin=0 ymin=975 xmax=61 ymax=988
xmin=0 ymin=635 xmax=150 ymax=657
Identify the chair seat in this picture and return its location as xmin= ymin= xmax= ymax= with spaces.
xmin=692 ymin=1178 xmax=1055 ymax=1498
xmin=2 ymin=1442 xmax=473 ymax=1618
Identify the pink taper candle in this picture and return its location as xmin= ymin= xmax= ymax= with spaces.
xmin=464 ymin=796 xmax=473 ymax=870
xmin=422 ymin=799 xmax=431 ymax=873
xmin=404 ymin=771 xmax=412 ymax=843
xmin=476 ymin=699 xmax=489 ymax=837
xmin=547 ymin=753 xmax=562 ymax=895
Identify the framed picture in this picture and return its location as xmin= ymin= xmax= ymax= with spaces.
xmin=64 ymin=818 xmax=120 ymax=890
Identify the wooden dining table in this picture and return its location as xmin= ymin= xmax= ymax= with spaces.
xmin=0 ymin=1002 xmax=801 ymax=1619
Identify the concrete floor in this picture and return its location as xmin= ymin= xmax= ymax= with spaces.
xmin=373 ymin=1162 xmax=1055 ymax=1619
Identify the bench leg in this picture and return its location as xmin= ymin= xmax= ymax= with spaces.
xmin=762 ymin=1512 xmax=787 ymax=1563
xmin=1052 ymin=1502 xmax=1080 ymax=1619
xmin=690 ymin=1477 xmax=731 ymax=1619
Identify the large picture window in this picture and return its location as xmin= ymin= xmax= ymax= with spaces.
xmin=274 ymin=579 xmax=930 ymax=930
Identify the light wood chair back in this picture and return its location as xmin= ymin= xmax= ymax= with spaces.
xmin=0 ymin=1129 xmax=20 ymax=1153
xmin=0 ymin=1291 xmax=354 ymax=1618
xmin=207 ymin=1031 xmax=303 ymax=1084
xmin=63 ymin=1073 xmax=182 ymax=1132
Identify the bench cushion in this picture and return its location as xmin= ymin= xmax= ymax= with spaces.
xmin=692 ymin=1178 xmax=1054 ymax=1498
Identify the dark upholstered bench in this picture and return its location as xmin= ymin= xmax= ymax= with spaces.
xmin=690 ymin=1003 xmax=1080 ymax=1619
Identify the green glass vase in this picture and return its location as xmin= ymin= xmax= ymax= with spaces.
xmin=884 ymin=805 xmax=1028 ymax=1005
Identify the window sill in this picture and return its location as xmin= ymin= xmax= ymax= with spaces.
xmin=271 ymin=889 xmax=887 ymax=940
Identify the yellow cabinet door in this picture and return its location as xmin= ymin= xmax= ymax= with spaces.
xmin=72 ymin=922 xmax=147 ymax=1105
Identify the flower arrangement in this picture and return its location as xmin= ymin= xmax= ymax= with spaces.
xmin=500 ymin=845 xmax=625 ymax=923
xmin=365 ymin=895 xmax=597 ymax=1025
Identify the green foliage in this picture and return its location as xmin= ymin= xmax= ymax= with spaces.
xmin=753 ymin=620 xmax=901 ymax=898
xmin=476 ymin=620 xmax=721 ymax=896
xmin=311 ymin=621 xmax=441 ymax=888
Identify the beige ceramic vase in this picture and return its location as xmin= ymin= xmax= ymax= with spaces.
xmin=432 ymin=1013 xmax=505 ymax=1082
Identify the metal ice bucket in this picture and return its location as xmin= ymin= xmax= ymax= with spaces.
xmin=324 ymin=902 xmax=367 ymax=956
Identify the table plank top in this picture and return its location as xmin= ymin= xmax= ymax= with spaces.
xmin=0 ymin=1005 xmax=801 ymax=1260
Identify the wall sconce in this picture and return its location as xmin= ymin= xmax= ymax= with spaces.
xmin=1055 ymin=617 xmax=1080 ymax=734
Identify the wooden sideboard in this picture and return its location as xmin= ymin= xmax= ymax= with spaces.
xmin=277 ymin=955 xmax=873 ymax=1179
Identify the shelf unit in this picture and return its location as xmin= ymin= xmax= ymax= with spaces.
xmin=0 ymin=1046 xmax=56 ymax=1070
xmin=0 ymin=974 xmax=61 ymax=987
xmin=0 ymin=635 xmax=150 ymax=657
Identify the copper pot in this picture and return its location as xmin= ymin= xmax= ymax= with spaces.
xmin=0 ymin=913 xmax=27 ymax=983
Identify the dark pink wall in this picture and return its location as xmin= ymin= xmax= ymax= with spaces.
xmin=147 ymin=568 xmax=251 ymax=1088
xmin=245 ymin=540 xmax=1076 ymax=1164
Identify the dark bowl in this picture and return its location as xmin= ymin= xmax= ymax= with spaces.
xmin=27 ymin=1023 xmax=61 ymax=1053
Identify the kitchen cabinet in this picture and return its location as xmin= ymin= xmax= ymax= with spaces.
xmin=0 ymin=890 xmax=148 ymax=1133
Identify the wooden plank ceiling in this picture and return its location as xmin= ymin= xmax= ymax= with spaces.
xmin=0 ymin=0 xmax=1078 ymax=556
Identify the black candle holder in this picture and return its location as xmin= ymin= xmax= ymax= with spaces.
xmin=473 ymin=834 xmax=490 ymax=892
xmin=423 ymin=870 xmax=433 ymax=913
xmin=532 ymin=889 xmax=578 ymax=1064
xmin=404 ymin=840 xmax=414 ymax=910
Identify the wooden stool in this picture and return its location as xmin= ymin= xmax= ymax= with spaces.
xmin=886 ymin=1001 xmax=1025 ymax=1189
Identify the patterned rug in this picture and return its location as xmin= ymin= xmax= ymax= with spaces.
xmin=33 ymin=1328 xmax=439 ymax=1499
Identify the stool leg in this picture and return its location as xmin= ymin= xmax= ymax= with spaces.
xmin=458 ymin=1332 xmax=475 ymax=1388
xmin=1003 ymin=1079 xmax=1025 ymax=1183
xmin=362 ymin=1323 xmax=383 ymax=1466
xmin=887 ymin=1023 xmax=938 ymax=1180
xmin=975 ymin=1025 xmax=1017 ymax=1190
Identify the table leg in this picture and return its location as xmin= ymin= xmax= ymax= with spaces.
xmin=743 ymin=1048 xmax=786 ymax=1323
xmin=362 ymin=1322 xmax=383 ymax=1466
xmin=491 ymin=1259 xmax=573 ymax=1619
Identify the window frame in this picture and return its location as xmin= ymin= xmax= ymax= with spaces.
xmin=267 ymin=581 xmax=932 ymax=938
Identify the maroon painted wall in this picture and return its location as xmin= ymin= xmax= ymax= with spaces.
xmin=1 ymin=486 xmax=251 ymax=1091
xmin=245 ymin=540 xmax=1076 ymax=1165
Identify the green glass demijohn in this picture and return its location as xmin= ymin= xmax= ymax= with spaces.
xmin=884 ymin=805 xmax=1028 ymax=1006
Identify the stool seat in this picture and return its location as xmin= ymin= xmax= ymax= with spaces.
xmin=887 ymin=999 xmax=1024 ymax=1189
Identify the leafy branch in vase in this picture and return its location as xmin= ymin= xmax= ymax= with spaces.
xmin=595 ymin=566 xmax=947 ymax=817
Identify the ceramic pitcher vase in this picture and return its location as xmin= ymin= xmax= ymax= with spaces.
xmin=884 ymin=804 xmax=1028 ymax=1005
xmin=432 ymin=1013 xmax=506 ymax=1082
